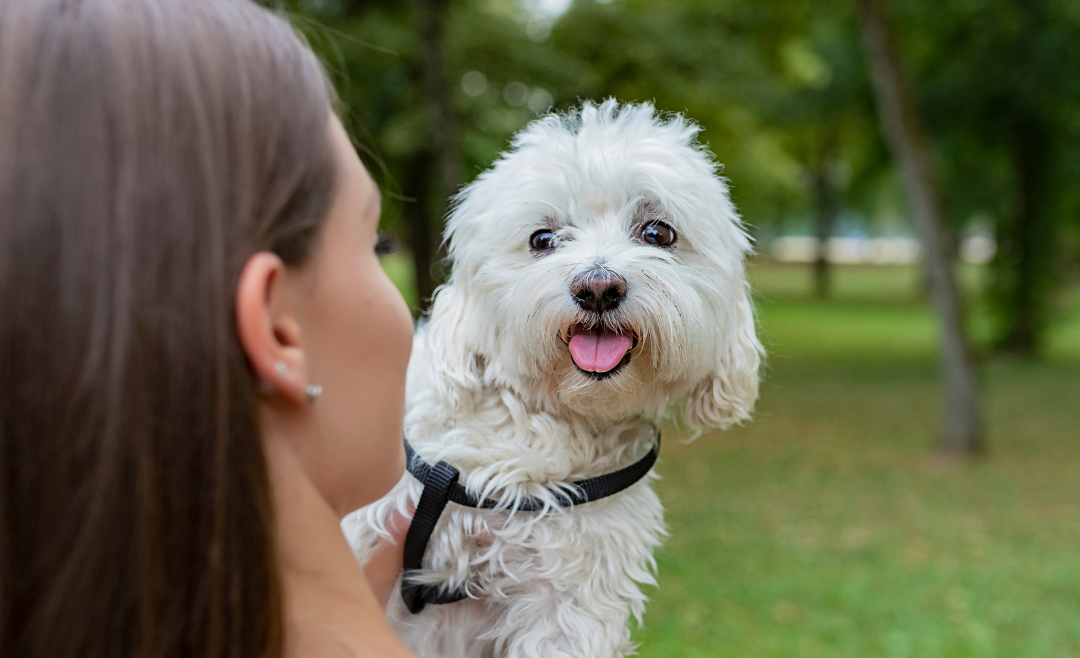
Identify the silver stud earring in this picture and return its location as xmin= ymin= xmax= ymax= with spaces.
xmin=305 ymin=384 xmax=323 ymax=405
xmin=274 ymin=360 xmax=289 ymax=376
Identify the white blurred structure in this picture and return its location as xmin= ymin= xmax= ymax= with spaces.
xmin=769 ymin=234 xmax=995 ymax=265
xmin=959 ymin=234 xmax=996 ymax=264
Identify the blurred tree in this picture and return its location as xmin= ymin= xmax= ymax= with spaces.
xmin=977 ymin=0 xmax=1080 ymax=356
xmin=280 ymin=0 xmax=461 ymax=313
xmin=857 ymin=0 xmax=983 ymax=455
xmin=279 ymin=0 xmax=463 ymax=314
xmin=283 ymin=0 xmax=1079 ymax=356
xmin=762 ymin=3 xmax=884 ymax=298
xmin=409 ymin=0 xmax=461 ymax=308
xmin=894 ymin=0 xmax=1080 ymax=356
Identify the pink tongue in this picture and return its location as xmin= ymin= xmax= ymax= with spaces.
xmin=568 ymin=328 xmax=632 ymax=373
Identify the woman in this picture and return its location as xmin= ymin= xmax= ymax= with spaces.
xmin=0 ymin=0 xmax=413 ymax=656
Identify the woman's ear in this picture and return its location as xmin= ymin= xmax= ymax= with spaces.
xmin=683 ymin=284 xmax=763 ymax=430
xmin=235 ymin=251 xmax=308 ymax=405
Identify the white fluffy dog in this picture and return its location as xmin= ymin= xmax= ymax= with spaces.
xmin=343 ymin=100 xmax=762 ymax=658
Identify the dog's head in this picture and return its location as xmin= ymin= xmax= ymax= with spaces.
xmin=423 ymin=101 xmax=761 ymax=429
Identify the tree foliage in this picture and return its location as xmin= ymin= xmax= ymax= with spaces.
xmin=282 ymin=0 xmax=1079 ymax=354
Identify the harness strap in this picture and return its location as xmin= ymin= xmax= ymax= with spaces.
xmin=399 ymin=457 xmax=466 ymax=613
xmin=399 ymin=429 xmax=660 ymax=614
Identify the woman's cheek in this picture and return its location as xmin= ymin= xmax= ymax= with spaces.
xmin=344 ymin=267 xmax=410 ymax=507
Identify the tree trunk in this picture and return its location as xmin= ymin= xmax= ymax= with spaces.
xmin=856 ymin=0 xmax=984 ymax=456
xmin=808 ymin=127 xmax=839 ymax=299
xmin=996 ymin=113 xmax=1054 ymax=356
xmin=993 ymin=0 xmax=1054 ymax=357
xmin=411 ymin=0 xmax=461 ymax=313
xmin=402 ymin=150 xmax=438 ymax=310
xmin=811 ymin=164 xmax=838 ymax=300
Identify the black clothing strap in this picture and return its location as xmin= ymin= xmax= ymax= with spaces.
xmin=399 ymin=429 xmax=660 ymax=614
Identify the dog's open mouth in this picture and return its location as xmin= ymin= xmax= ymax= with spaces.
xmin=563 ymin=323 xmax=637 ymax=378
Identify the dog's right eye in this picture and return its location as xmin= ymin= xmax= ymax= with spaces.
xmin=640 ymin=221 xmax=676 ymax=248
xmin=529 ymin=230 xmax=557 ymax=253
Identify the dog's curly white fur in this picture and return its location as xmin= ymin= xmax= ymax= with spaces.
xmin=343 ymin=100 xmax=762 ymax=658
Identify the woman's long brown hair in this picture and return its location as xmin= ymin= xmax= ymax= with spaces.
xmin=0 ymin=1 xmax=338 ymax=656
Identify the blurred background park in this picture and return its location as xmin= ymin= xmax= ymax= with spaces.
xmin=280 ymin=0 xmax=1079 ymax=654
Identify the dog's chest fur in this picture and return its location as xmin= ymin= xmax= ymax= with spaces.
xmin=343 ymin=332 xmax=667 ymax=658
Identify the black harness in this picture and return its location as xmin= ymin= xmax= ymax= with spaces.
xmin=400 ymin=430 xmax=661 ymax=614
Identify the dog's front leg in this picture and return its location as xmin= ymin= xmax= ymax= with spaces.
xmin=474 ymin=485 xmax=662 ymax=658
xmin=485 ymin=578 xmax=637 ymax=658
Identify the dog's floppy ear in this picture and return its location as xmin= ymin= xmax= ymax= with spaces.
xmin=683 ymin=284 xmax=762 ymax=430
xmin=422 ymin=283 xmax=485 ymax=412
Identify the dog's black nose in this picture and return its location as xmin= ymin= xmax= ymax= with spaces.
xmin=571 ymin=269 xmax=626 ymax=313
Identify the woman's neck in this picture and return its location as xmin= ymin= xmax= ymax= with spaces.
xmin=264 ymin=432 xmax=409 ymax=658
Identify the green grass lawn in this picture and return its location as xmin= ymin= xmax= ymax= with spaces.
xmin=381 ymin=255 xmax=1080 ymax=657
xmin=636 ymin=262 xmax=1080 ymax=658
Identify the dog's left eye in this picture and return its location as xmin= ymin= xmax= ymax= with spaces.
xmin=640 ymin=221 xmax=676 ymax=248
xmin=529 ymin=230 xmax=557 ymax=253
